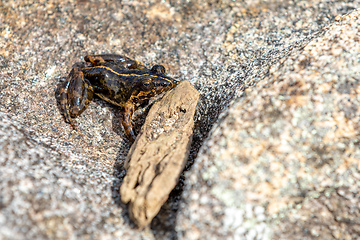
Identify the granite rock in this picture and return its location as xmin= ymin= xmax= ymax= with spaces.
xmin=0 ymin=0 xmax=359 ymax=239
xmin=177 ymin=9 xmax=360 ymax=240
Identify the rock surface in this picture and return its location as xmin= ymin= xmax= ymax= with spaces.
xmin=0 ymin=0 xmax=359 ymax=239
xmin=121 ymin=81 xmax=199 ymax=228
xmin=177 ymin=9 xmax=360 ymax=240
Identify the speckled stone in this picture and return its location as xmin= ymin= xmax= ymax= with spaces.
xmin=1 ymin=0 xmax=359 ymax=239
xmin=177 ymin=9 xmax=360 ymax=240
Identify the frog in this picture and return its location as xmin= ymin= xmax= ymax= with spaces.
xmin=60 ymin=54 xmax=178 ymax=142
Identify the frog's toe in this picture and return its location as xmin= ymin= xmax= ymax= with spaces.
xmin=68 ymin=120 xmax=78 ymax=130
xmin=69 ymin=105 xmax=83 ymax=117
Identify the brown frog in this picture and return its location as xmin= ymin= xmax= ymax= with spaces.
xmin=60 ymin=54 xmax=178 ymax=142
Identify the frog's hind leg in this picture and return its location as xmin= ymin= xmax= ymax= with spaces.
xmin=60 ymin=79 xmax=73 ymax=127
xmin=84 ymin=54 xmax=143 ymax=70
xmin=60 ymin=67 xmax=94 ymax=129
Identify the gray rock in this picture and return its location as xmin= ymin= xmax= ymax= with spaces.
xmin=177 ymin=9 xmax=360 ymax=240
xmin=0 ymin=0 xmax=359 ymax=239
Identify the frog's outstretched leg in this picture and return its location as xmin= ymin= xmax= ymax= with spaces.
xmin=60 ymin=67 xmax=94 ymax=129
xmin=122 ymin=101 xmax=136 ymax=142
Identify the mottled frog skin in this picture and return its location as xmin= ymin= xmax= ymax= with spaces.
xmin=60 ymin=54 xmax=178 ymax=142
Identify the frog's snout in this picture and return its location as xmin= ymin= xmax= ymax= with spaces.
xmin=155 ymin=80 xmax=173 ymax=88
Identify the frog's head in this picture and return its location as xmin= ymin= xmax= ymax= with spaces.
xmin=131 ymin=65 xmax=178 ymax=103
xmin=151 ymin=64 xmax=178 ymax=91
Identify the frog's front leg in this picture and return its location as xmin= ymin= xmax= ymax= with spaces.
xmin=122 ymin=101 xmax=136 ymax=142
xmin=60 ymin=67 xmax=94 ymax=129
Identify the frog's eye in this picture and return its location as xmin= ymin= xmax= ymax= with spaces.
xmin=151 ymin=65 xmax=166 ymax=74
xmin=141 ymin=78 xmax=153 ymax=90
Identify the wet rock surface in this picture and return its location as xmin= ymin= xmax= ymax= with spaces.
xmin=0 ymin=0 xmax=359 ymax=239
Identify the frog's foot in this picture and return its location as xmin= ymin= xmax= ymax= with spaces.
xmin=68 ymin=120 xmax=78 ymax=131
xmin=84 ymin=55 xmax=107 ymax=65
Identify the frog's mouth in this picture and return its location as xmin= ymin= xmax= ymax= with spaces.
xmin=133 ymin=88 xmax=166 ymax=102
xmin=153 ymin=85 xmax=172 ymax=94
xmin=132 ymin=81 xmax=176 ymax=104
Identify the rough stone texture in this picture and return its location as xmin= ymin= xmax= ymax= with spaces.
xmin=121 ymin=81 xmax=199 ymax=228
xmin=0 ymin=0 xmax=359 ymax=239
xmin=0 ymin=112 xmax=137 ymax=240
xmin=177 ymin=9 xmax=360 ymax=240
